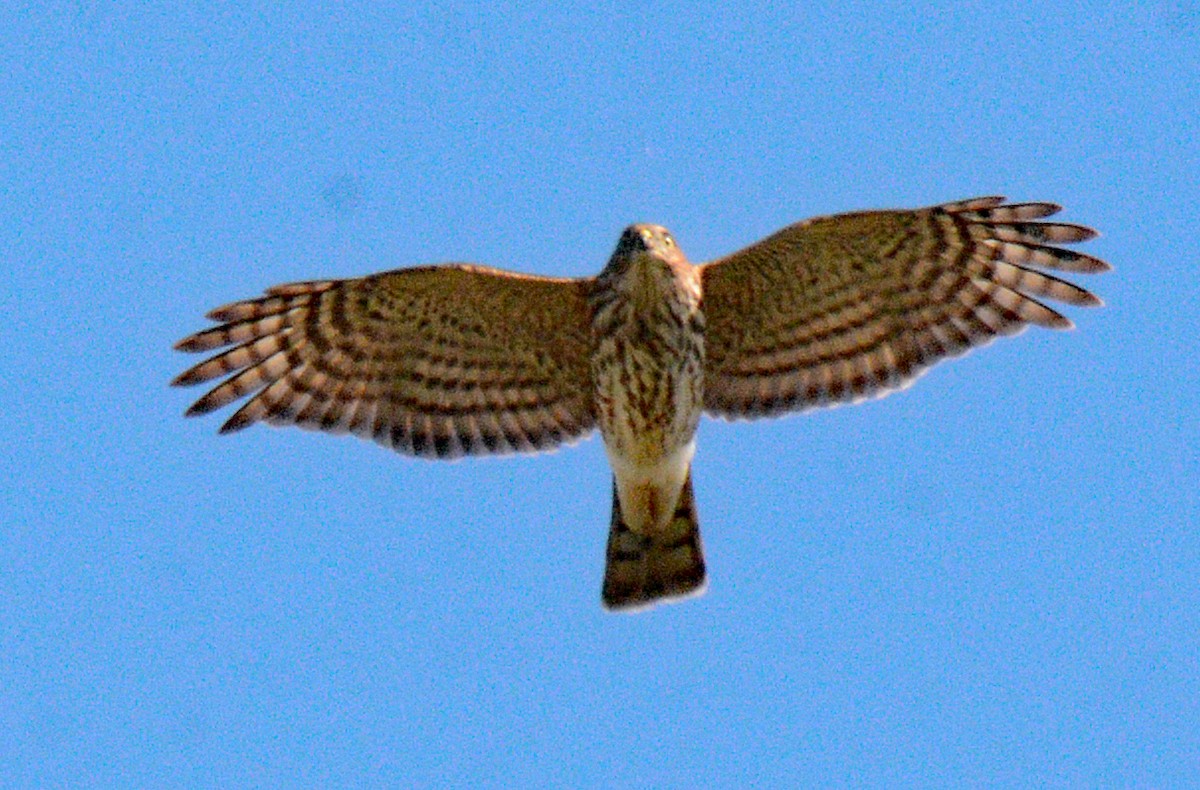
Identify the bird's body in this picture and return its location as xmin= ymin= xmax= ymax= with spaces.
xmin=589 ymin=225 xmax=708 ymax=605
xmin=173 ymin=196 xmax=1110 ymax=610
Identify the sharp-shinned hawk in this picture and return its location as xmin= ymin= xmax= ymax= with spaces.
xmin=173 ymin=196 xmax=1108 ymax=610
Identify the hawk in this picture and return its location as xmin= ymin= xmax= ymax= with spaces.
xmin=172 ymin=196 xmax=1108 ymax=610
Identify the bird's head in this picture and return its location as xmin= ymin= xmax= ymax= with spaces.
xmin=601 ymin=224 xmax=692 ymax=292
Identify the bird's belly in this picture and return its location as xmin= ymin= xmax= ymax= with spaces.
xmin=593 ymin=337 xmax=703 ymax=532
xmin=594 ymin=343 xmax=702 ymax=465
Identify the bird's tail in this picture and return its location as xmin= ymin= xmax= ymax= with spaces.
xmin=601 ymin=470 xmax=706 ymax=611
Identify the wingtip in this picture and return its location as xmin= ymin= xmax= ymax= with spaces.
xmin=173 ymin=335 xmax=201 ymax=352
xmin=183 ymin=401 xmax=213 ymax=418
xmin=218 ymin=416 xmax=251 ymax=434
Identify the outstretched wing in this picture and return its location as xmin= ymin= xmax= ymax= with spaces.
xmin=699 ymin=197 xmax=1109 ymax=419
xmin=173 ymin=265 xmax=596 ymax=458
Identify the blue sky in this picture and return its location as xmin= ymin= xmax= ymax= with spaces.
xmin=2 ymin=2 xmax=1198 ymax=786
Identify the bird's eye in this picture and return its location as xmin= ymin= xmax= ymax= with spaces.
xmin=662 ymin=233 xmax=674 ymax=248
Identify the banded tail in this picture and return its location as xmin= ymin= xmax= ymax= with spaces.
xmin=601 ymin=471 xmax=706 ymax=610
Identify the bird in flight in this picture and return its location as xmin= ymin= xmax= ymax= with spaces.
xmin=173 ymin=196 xmax=1108 ymax=611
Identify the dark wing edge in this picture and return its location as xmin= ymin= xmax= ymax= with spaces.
xmin=172 ymin=265 xmax=597 ymax=459
xmin=699 ymin=196 xmax=1110 ymax=420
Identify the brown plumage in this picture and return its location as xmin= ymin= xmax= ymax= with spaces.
xmin=174 ymin=266 xmax=595 ymax=456
xmin=173 ymin=196 xmax=1109 ymax=610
